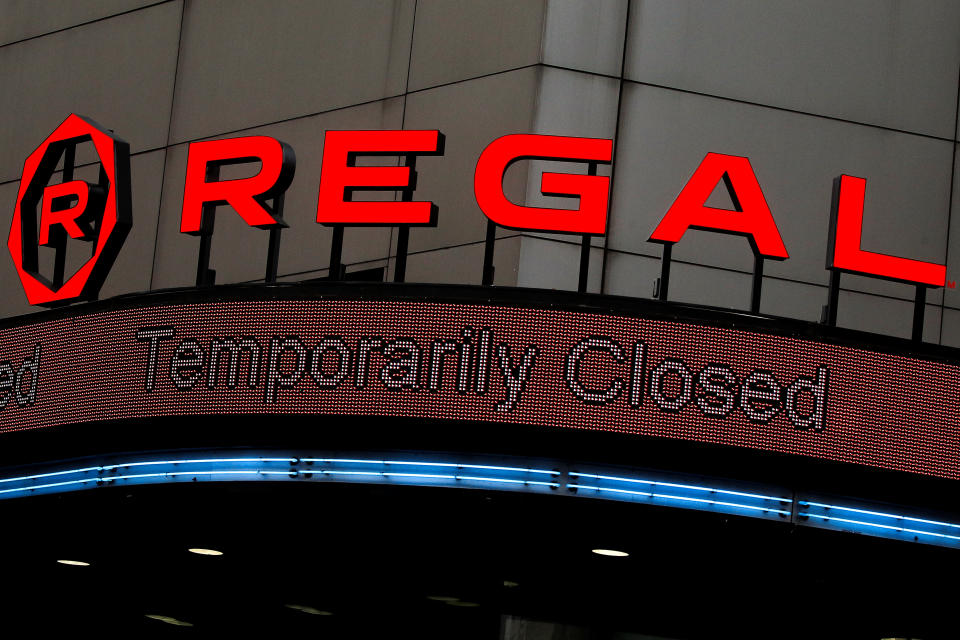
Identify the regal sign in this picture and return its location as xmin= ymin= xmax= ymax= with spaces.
xmin=9 ymin=115 xmax=946 ymax=314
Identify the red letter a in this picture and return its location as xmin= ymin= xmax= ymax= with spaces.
xmin=649 ymin=153 xmax=788 ymax=259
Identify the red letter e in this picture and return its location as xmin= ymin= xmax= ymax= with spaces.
xmin=316 ymin=130 xmax=444 ymax=225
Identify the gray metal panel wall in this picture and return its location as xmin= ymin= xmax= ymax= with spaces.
xmin=0 ymin=0 xmax=957 ymax=345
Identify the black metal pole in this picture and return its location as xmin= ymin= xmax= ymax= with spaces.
xmin=92 ymin=164 xmax=107 ymax=257
xmin=329 ymin=225 xmax=344 ymax=281
xmin=577 ymin=235 xmax=590 ymax=293
xmin=394 ymin=226 xmax=410 ymax=283
xmin=62 ymin=144 xmax=75 ymax=182
xmin=481 ymin=220 xmax=496 ymax=286
xmin=265 ymin=226 xmax=282 ymax=283
xmin=577 ymin=162 xmax=599 ymax=293
xmin=194 ymin=163 xmax=221 ymax=287
xmin=825 ymin=269 xmax=840 ymax=326
xmin=196 ymin=210 xmax=215 ymax=287
xmin=750 ymin=254 xmax=764 ymax=314
xmin=264 ymin=192 xmax=284 ymax=284
xmin=394 ymin=154 xmax=416 ymax=283
xmin=658 ymin=243 xmax=672 ymax=301
xmin=912 ymin=285 xmax=926 ymax=342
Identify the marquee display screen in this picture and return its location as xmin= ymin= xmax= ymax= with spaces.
xmin=0 ymin=289 xmax=958 ymax=480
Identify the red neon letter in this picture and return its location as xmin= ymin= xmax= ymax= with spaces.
xmin=316 ymin=130 xmax=444 ymax=225
xmin=474 ymin=134 xmax=613 ymax=234
xmin=38 ymin=180 xmax=97 ymax=245
xmin=181 ymin=136 xmax=295 ymax=234
xmin=828 ymin=175 xmax=945 ymax=287
xmin=649 ymin=153 xmax=788 ymax=259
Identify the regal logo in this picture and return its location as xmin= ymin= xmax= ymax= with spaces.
xmin=8 ymin=114 xmax=131 ymax=306
xmin=5 ymin=114 xmax=947 ymax=343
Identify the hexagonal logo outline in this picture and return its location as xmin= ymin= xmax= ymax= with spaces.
xmin=8 ymin=114 xmax=132 ymax=307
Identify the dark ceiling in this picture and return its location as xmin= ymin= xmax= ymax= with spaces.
xmin=1 ymin=479 xmax=954 ymax=639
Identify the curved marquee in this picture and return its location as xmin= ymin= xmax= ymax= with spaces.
xmin=0 ymin=285 xmax=957 ymax=480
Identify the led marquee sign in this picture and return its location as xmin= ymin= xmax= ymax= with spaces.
xmin=0 ymin=288 xmax=957 ymax=481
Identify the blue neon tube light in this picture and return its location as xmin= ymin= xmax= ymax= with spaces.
xmin=0 ymin=454 xmax=956 ymax=550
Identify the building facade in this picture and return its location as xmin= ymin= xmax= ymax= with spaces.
xmin=1 ymin=1 xmax=959 ymax=637
xmin=0 ymin=0 xmax=958 ymax=341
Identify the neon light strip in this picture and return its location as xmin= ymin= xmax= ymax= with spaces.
xmin=0 ymin=462 xmax=547 ymax=482
xmin=570 ymin=472 xmax=787 ymax=503
xmin=380 ymin=472 xmax=454 ymax=480
xmin=0 ymin=458 xmax=559 ymax=486
xmin=304 ymin=459 xmax=557 ymax=475
xmin=802 ymin=513 xmax=960 ymax=542
xmin=385 ymin=462 xmax=558 ymax=475
xmin=455 ymin=476 xmax=558 ymax=487
xmin=2 ymin=455 xmax=958 ymax=549
xmin=106 ymin=471 xmax=295 ymax=481
xmin=0 ymin=466 xmax=102 ymax=484
xmin=101 ymin=458 xmax=295 ymax=470
xmin=318 ymin=469 xmax=559 ymax=487
xmin=317 ymin=470 xmax=383 ymax=476
xmin=303 ymin=458 xmax=393 ymax=465
xmin=799 ymin=501 xmax=960 ymax=530
xmin=0 ymin=470 xmax=299 ymax=493
xmin=568 ymin=484 xmax=790 ymax=516
xmin=0 ymin=478 xmax=99 ymax=494
xmin=0 ymin=458 xmax=562 ymax=500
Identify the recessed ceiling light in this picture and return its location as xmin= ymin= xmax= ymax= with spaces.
xmin=145 ymin=614 xmax=193 ymax=627
xmin=502 ymin=580 xmax=519 ymax=588
xmin=56 ymin=559 xmax=90 ymax=566
xmin=284 ymin=604 xmax=332 ymax=615
xmin=426 ymin=595 xmax=460 ymax=602
xmin=591 ymin=548 xmax=629 ymax=557
xmin=187 ymin=547 xmax=223 ymax=556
